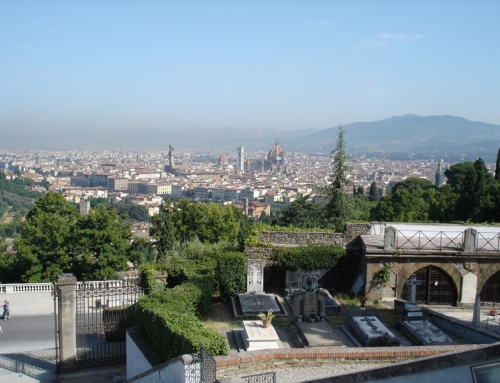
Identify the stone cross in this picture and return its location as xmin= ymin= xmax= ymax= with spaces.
xmin=361 ymin=317 xmax=378 ymax=330
xmin=406 ymin=274 xmax=424 ymax=303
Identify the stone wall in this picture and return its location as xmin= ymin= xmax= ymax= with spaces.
xmin=251 ymin=223 xmax=372 ymax=249
xmin=244 ymin=246 xmax=274 ymax=264
xmin=213 ymin=345 xmax=475 ymax=378
xmin=257 ymin=231 xmax=343 ymax=246
xmin=345 ymin=223 xmax=372 ymax=244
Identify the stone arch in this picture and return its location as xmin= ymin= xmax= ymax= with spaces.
xmin=396 ymin=262 xmax=462 ymax=303
xmin=477 ymin=262 xmax=500 ymax=291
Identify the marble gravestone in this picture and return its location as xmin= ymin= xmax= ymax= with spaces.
xmin=400 ymin=320 xmax=455 ymax=346
xmin=241 ymin=320 xmax=280 ymax=351
xmin=348 ymin=316 xmax=401 ymax=347
xmin=247 ymin=260 xmax=264 ymax=293
xmin=237 ymin=259 xmax=283 ymax=316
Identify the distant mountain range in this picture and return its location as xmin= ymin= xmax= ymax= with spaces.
xmin=4 ymin=115 xmax=500 ymax=160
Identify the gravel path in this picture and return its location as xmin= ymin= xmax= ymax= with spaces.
xmin=273 ymin=362 xmax=394 ymax=382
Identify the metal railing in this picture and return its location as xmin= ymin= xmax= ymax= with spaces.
xmin=396 ymin=230 xmax=464 ymax=251
xmin=476 ymin=232 xmax=500 ymax=251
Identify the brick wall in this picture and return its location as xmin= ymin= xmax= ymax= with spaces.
xmin=213 ymin=345 xmax=479 ymax=378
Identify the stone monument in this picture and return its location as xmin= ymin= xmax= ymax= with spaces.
xmin=290 ymin=273 xmax=332 ymax=321
xmin=395 ymin=275 xmax=455 ymax=346
xmin=236 ymin=259 xmax=284 ymax=317
xmin=246 ymin=259 xmax=264 ymax=293
xmin=347 ymin=316 xmax=401 ymax=347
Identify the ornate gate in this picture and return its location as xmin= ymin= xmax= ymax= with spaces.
xmin=401 ymin=266 xmax=456 ymax=305
xmin=75 ymin=279 xmax=143 ymax=367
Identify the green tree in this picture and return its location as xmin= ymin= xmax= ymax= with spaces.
xmin=496 ymin=148 xmax=500 ymax=181
xmin=391 ymin=178 xmax=435 ymax=194
xmin=444 ymin=162 xmax=475 ymax=193
xmin=279 ymin=195 xmax=327 ymax=228
xmin=455 ymin=158 xmax=493 ymax=222
xmin=369 ymin=182 xmax=378 ymax=202
xmin=325 ymin=125 xmax=357 ymax=231
xmin=13 ymin=192 xmax=78 ymax=282
xmin=150 ymin=201 xmax=176 ymax=261
xmin=72 ymin=205 xmax=131 ymax=280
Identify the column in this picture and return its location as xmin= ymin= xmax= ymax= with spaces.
xmin=57 ymin=273 xmax=77 ymax=371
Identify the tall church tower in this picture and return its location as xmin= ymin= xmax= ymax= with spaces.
xmin=435 ymin=159 xmax=445 ymax=187
xmin=237 ymin=146 xmax=244 ymax=172
xmin=168 ymin=144 xmax=175 ymax=167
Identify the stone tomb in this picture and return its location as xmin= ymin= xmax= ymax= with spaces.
xmin=238 ymin=292 xmax=281 ymax=315
xmin=241 ymin=321 xmax=280 ymax=351
xmin=348 ymin=316 xmax=401 ymax=347
xmin=399 ymin=320 xmax=455 ymax=346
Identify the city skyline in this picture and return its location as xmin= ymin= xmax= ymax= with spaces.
xmin=2 ymin=1 xmax=500 ymax=136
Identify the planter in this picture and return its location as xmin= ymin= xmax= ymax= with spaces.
xmin=262 ymin=320 xmax=271 ymax=328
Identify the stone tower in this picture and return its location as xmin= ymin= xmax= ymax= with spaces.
xmin=168 ymin=144 xmax=175 ymax=167
xmin=237 ymin=146 xmax=244 ymax=172
xmin=435 ymin=159 xmax=445 ymax=187
xmin=79 ymin=199 xmax=90 ymax=216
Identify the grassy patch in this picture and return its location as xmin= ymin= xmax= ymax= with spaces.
xmin=336 ymin=293 xmax=361 ymax=308
xmin=204 ymin=300 xmax=241 ymax=333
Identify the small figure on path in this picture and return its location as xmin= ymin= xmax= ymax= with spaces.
xmin=2 ymin=300 xmax=10 ymax=320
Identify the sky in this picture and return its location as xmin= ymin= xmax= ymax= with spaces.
xmin=1 ymin=0 xmax=500 ymax=135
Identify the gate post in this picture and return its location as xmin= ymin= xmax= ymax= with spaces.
xmin=57 ymin=273 xmax=78 ymax=371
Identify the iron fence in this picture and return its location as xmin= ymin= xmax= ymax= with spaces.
xmin=476 ymin=232 xmax=500 ymax=251
xmin=396 ymin=230 xmax=464 ymax=251
xmin=480 ymin=284 xmax=500 ymax=307
xmin=185 ymin=354 xmax=202 ymax=383
xmin=241 ymin=371 xmax=276 ymax=383
xmin=74 ymin=279 xmax=144 ymax=368
xmin=200 ymin=345 xmax=217 ymax=383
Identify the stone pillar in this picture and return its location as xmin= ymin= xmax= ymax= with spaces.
xmin=384 ymin=226 xmax=397 ymax=250
xmin=460 ymin=272 xmax=477 ymax=305
xmin=464 ymin=228 xmax=478 ymax=252
xmin=57 ymin=273 xmax=77 ymax=371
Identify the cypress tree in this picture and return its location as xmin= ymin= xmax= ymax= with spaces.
xmin=369 ymin=182 xmax=378 ymax=201
xmin=495 ymin=148 xmax=500 ymax=181
xmin=325 ymin=125 xmax=357 ymax=231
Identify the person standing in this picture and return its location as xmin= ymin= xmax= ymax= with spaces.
xmin=2 ymin=300 xmax=10 ymax=320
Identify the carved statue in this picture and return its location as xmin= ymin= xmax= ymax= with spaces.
xmin=301 ymin=273 xmax=318 ymax=292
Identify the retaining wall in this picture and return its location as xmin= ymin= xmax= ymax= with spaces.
xmin=213 ymin=345 xmax=477 ymax=378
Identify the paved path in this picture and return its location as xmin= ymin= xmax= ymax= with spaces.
xmin=0 ymin=315 xmax=56 ymax=382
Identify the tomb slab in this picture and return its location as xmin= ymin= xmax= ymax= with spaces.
xmin=241 ymin=321 xmax=280 ymax=351
xmin=348 ymin=316 xmax=401 ymax=347
xmin=399 ymin=320 xmax=455 ymax=346
xmin=238 ymin=293 xmax=281 ymax=314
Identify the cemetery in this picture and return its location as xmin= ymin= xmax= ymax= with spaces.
xmin=119 ymin=223 xmax=500 ymax=382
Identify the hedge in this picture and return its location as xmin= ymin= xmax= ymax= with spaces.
xmin=135 ymin=274 xmax=228 ymax=361
xmin=271 ymin=245 xmax=345 ymax=269
xmin=216 ymin=252 xmax=246 ymax=301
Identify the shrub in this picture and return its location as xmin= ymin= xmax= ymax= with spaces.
xmin=135 ymin=276 xmax=227 ymax=362
xmin=272 ymin=245 xmax=345 ymax=269
xmin=216 ymin=252 xmax=246 ymax=301
xmin=138 ymin=264 xmax=163 ymax=294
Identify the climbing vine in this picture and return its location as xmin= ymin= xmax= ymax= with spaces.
xmin=377 ymin=266 xmax=391 ymax=287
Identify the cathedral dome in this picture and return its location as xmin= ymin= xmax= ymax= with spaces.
xmin=268 ymin=139 xmax=285 ymax=161
xmin=218 ymin=155 xmax=228 ymax=165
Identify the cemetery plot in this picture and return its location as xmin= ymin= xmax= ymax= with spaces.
xmin=348 ymin=316 xmax=401 ymax=347
xmin=241 ymin=320 xmax=281 ymax=351
xmin=399 ymin=320 xmax=455 ymax=346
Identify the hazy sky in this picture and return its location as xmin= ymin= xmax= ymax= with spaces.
xmin=2 ymin=1 xmax=500 ymax=134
